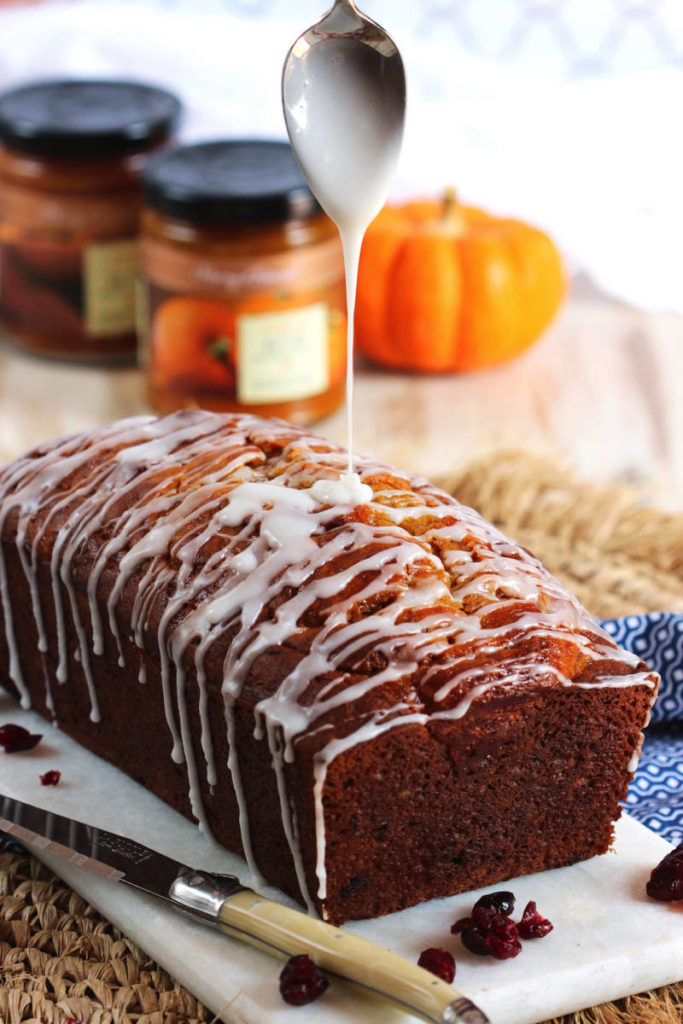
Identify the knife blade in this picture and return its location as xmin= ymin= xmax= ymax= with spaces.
xmin=0 ymin=794 xmax=489 ymax=1024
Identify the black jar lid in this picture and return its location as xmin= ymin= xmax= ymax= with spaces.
xmin=0 ymin=80 xmax=181 ymax=158
xmin=142 ymin=140 xmax=321 ymax=226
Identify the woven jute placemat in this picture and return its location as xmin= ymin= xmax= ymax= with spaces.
xmin=1 ymin=450 xmax=682 ymax=1024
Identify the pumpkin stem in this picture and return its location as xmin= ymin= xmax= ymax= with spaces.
xmin=207 ymin=335 xmax=233 ymax=364
xmin=438 ymin=186 xmax=465 ymax=236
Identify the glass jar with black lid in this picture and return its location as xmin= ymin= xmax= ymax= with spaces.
xmin=140 ymin=139 xmax=346 ymax=424
xmin=0 ymin=79 xmax=181 ymax=361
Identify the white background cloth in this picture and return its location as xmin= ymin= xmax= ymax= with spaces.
xmin=0 ymin=0 xmax=681 ymax=313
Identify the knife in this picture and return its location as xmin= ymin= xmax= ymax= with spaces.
xmin=0 ymin=794 xmax=489 ymax=1024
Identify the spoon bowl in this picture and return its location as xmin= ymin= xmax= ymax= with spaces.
xmin=281 ymin=0 xmax=406 ymax=231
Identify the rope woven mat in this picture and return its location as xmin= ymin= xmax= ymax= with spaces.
xmin=1 ymin=450 xmax=683 ymax=1024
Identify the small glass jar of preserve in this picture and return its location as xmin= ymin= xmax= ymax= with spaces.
xmin=0 ymin=80 xmax=181 ymax=361
xmin=140 ymin=140 xmax=346 ymax=424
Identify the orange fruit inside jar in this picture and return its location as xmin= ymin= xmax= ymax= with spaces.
xmin=140 ymin=140 xmax=347 ymax=424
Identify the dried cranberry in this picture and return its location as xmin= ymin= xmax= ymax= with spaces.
xmin=417 ymin=947 xmax=455 ymax=983
xmin=474 ymin=890 xmax=515 ymax=916
xmin=452 ymin=913 xmax=487 ymax=954
xmin=0 ymin=723 xmax=42 ymax=753
xmin=646 ymin=843 xmax=683 ymax=902
xmin=40 ymin=770 xmax=61 ymax=786
xmin=279 ymin=954 xmax=329 ymax=1006
xmin=452 ymin=905 xmax=521 ymax=960
xmin=517 ymin=900 xmax=553 ymax=939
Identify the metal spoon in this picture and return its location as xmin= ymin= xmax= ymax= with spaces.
xmin=283 ymin=0 xmax=406 ymax=68
xmin=281 ymin=0 xmax=406 ymax=231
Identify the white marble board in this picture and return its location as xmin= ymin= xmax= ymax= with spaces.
xmin=1 ymin=696 xmax=682 ymax=1024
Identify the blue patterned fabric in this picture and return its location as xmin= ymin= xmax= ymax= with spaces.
xmin=624 ymin=727 xmax=683 ymax=845
xmin=2 ymin=614 xmax=682 ymax=854
xmin=601 ymin=612 xmax=683 ymax=724
xmin=600 ymin=612 xmax=683 ymax=846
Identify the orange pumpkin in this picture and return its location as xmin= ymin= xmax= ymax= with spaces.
xmin=355 ymin=190 xmax=565 ymax=372
xmin=152 ymin=296 xmax=237 ymax=391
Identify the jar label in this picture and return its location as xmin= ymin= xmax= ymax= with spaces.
xmin=237 ymin=303 xmax=329 ymax=403
xmin=84 ymin=238 xmax=139 ymax=336
xmin=141 ymin=234 xmax=343 ymax=298
xmin=136 ymin=277 xmax=151 ymax=367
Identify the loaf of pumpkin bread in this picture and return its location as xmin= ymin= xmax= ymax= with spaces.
xmin=0 ymin=411 xmax=657 ymax=923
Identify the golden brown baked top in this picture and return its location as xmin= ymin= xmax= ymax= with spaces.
xmin=0 ymin=408 xmax=654 ymax=718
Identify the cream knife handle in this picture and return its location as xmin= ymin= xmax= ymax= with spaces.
xmin=218 ymin=888 xmax=489 ymax=1024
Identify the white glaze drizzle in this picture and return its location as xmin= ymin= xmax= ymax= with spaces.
xmin=310 ymin=472 xmax=372 ymax=507
xmin=0 ymin=410 xmax=657 ymax=910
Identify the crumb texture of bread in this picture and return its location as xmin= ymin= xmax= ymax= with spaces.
xmin=0 ymin=410 xmax=658 ymax=923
